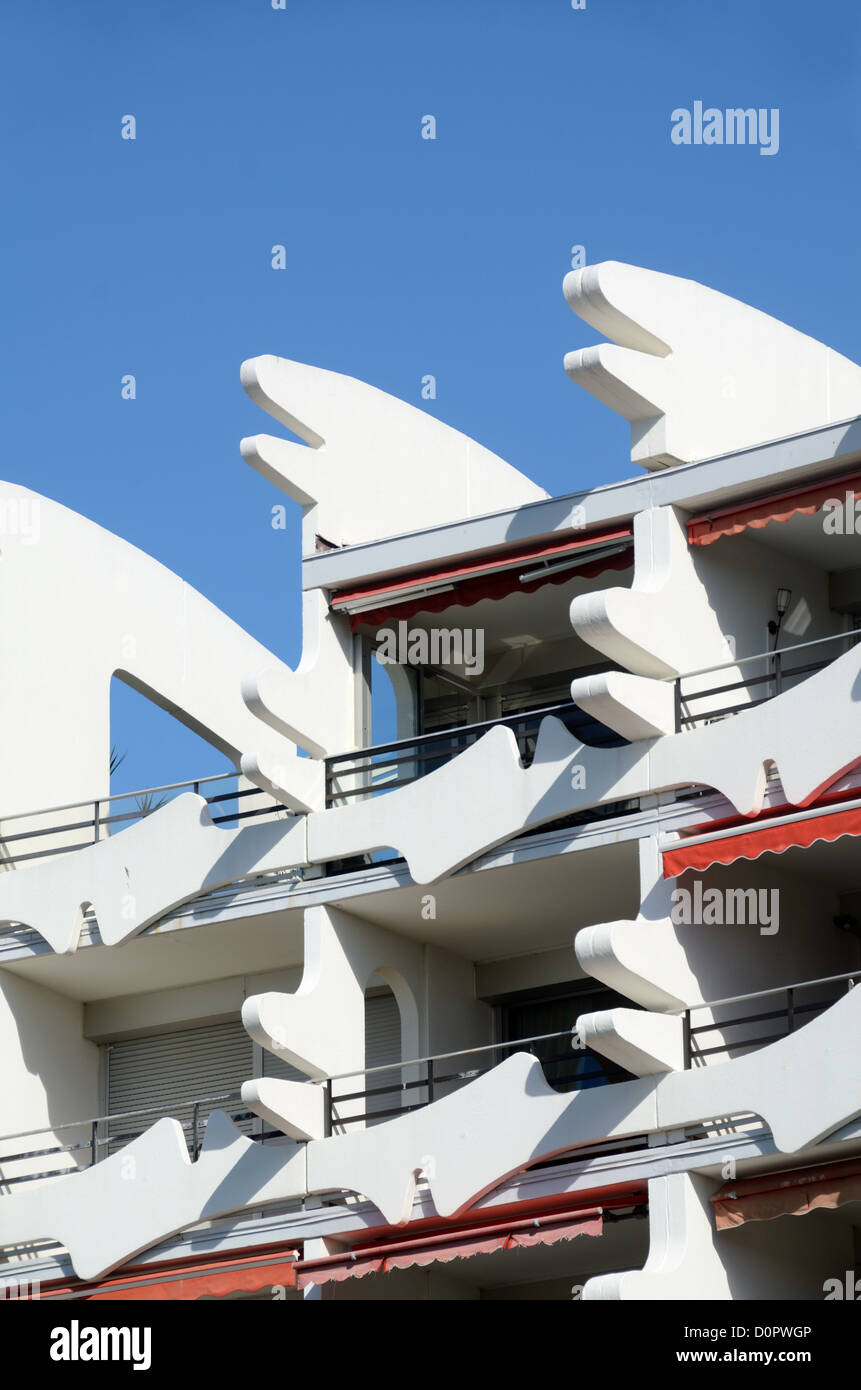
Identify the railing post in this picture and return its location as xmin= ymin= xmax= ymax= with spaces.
xmin=674 ymin=677 xmax=682 ymax=734
xmin=774 ymin=651 xmax=782 ymax=696
xmin=192 ymin=1103 xmax=200 ymax=1160
xmin=324 ymin=1078 xmax=333 ymax=1137
xmin=93 ymin=799 xmax=100 ymax=844
xmin=91 ymin=1120 xmax=98 ymax=1167
xmin=683 ymin=1009 xmax=691 ymax=1069
xmin=786 ymin=987 xmax=795 ymax=1033
xmin=426 ymin=1057 xmax=435 ymax=1105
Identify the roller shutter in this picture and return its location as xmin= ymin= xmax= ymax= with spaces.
xmin=364 ymin=990 xmax=401 ymax=1120
xmin=104 ymin=1021 xmax=254 ymax=1154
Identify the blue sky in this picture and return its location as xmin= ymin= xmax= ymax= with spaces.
xmin=3 ymin=0 xmax=860 ymax=795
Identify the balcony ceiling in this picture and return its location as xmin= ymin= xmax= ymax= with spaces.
xmin=344 ymin=838 xmax=640 ymax=959
xmin=742 ymin=507 xmax=861 ymax=573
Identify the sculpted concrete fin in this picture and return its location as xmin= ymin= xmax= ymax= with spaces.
xmin=564 ymin=261 xmax=861 ymax=469
xmin=242 ymin=904 xmax=366 ymax=1080
xmin=578 ymin=1008 xmax=684 ymax=1076
xmin=569 ymin=671 xmax=675 ymax=739
xmin=240 ymin=590 xmax=355 ymax=759
xmin=241 ymin=1078 xmax=326 ymax=1141
xmin=0 ymin=483 xmax=322 ymax=820
xmin=240 ymin=355 xmax=547 ymax=550
xmin=242 ymin=905 xmax=422 ymax=1130
xmin=575 ymin=919 xmax=694 ymax=1012
xmin=570 ymin=506 xmax=739 ymax=680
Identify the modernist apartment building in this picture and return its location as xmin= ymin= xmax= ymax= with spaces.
xmin=3 ymin=261 xmax=861 ymax=1301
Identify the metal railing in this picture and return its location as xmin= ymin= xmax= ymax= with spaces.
xmin=672 ymin=627 xmax=861 ymax=732
xmin=0 ymin=1090 xmax=289 ymax=1188
xmin=0 ymin=1030 xmax=630 ymax=1186
xmin=324 ymin=699 xmax=627 ymax=808
xmin=0 ymin=772 xmax=292 ymax=868
xmin=680 ymin=968 xmax=861 ymax=1067
xmin=321 ymin=1029 xmax=631 ymax=1135
xmin=2 ymin=626 xmax=856 ymax=868
xmin=5 ymin=971 xmax=856 ymax=1189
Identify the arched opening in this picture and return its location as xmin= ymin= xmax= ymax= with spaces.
xmin=109 ymin=676 xmax=234 ymax=800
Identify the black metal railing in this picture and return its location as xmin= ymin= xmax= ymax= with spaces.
xmin=681 ymin=969 xmax=861 ymax=1068
xmin=673 ymin=628 xmax=861 ymax=732
xmin=322 ymin=1030 xmax=632 ymax=1136
xmin=0 ymin=773 xmax=292 ymax=869
xmin=325 ymin=699 xmax=627 ymax=808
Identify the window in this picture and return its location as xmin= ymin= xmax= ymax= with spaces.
xmin=495 ymin=982 xmax=638 ymax=1092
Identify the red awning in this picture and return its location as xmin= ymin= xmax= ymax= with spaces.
xmin=687 ymin=469 xmax=861 ymax=547
xmin=330 ymin=526 xmax=634 ymax=631
xmin=295 ymin=1207 xmax=604 ymax=1289
xmin=712 ymin=1158 xmax=861 ymax=1230
xmin=662 ymin=802 xmax=861 ymax=878
xmin=35 ymin=1247 xmax=298 ymax=1302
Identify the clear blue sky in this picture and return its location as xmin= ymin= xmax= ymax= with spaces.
xmin=3 ymin=0 xmax=860 ymax=795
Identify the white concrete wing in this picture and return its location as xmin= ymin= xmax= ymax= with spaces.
xmin=240 ymin=355 xmax=547 ymax=551
xmin=564 ymin=260 xmax=861 ymax=469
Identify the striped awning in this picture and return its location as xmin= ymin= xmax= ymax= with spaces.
xmin=32 ymin=1247 xmax=299 ymax=1302
xmin=662 ymin=799 xmax=861 ymax=878
xmin=330 ymin=525 xmax=634 ymax=631
xmin=687 ymin=469 xmax=861 ymax=547
xmin=295 ymin=1207 xmax=604 ymax=1289
xmin=712 ymin=1158 xmax=861 ymax=1230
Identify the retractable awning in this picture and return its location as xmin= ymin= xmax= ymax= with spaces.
xmin=662 ymin=798 xmax=861 ymax=878
xmin=712 ymin=1158 xmax=861 ymax=1230
xmin=687 ymin=469 xmax=861 ymax=547
xmin=295 ymin=1207 xmax=604 ymax=1289
xmin=330 ymin=525 xmax=634 ymax=631
xmin=36 ymin=1247 xmax=298 ymax=1302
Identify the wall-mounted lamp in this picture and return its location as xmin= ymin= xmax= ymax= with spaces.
xmin=767 ymin=588 xmax=792 ymax=646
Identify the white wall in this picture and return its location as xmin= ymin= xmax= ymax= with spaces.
xmin=0 ymin=970 xmax=99 ymax=1186
xmin=691 ymin=529 xmax=843 ymax=674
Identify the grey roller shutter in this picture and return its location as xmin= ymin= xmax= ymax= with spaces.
xmin=365 ymin=990 xmax=401 ymax=1120
xmin=104 ymin=1021 xmax=254 ymax=1155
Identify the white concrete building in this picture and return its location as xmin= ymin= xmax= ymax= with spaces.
xmin=3 ymin=261 xmax=861 ymax=1301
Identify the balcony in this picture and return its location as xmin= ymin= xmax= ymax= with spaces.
xmin=0 ymin=1027 xmax=632 ymax=1191
xmin=673 ymin=627 xmax=861 ymax=731
xmin=325 ymin=698 xmax=628 ymax=809
xmin=5 ymin=967 xmax=859 ymax=1192
xmin=0 ymin=773 xmax=290 ymax=870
